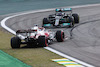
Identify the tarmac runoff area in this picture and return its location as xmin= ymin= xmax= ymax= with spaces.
xmin=1 ymin=3 xmax=100 ymax=67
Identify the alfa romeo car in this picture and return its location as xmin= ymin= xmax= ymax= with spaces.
xmin=11 ymin=25 xmax=65 ymax=48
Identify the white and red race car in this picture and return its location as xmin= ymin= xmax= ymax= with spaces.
xmin=11 ymin=25 xmax=65 ymax=48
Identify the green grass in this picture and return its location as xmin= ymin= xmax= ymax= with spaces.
xmin=0 ymin=28 xmax=64 ymax=67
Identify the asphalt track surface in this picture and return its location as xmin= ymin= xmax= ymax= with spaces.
xmin=2 ymin=5 xmax=100 ymax=67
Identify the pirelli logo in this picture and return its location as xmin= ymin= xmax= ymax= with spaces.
xmin=51 ymin=58 xmax=85 ymax=67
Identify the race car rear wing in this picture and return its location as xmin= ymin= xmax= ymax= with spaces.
xmin=16 ymin=29 xmax=38 ymax=39
xmin=16 ymin=30 xmax=28 ymax=34
xmin=16 ymin=29 xmax=37 ymax=37
xmin=16 ymin=29 xmax=37 ymax=34
xmin=55 ymin=8 xmax=72 ymax=12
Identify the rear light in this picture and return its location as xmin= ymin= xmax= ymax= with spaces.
xmin=32 ymin=30 xmax=37 ymax=31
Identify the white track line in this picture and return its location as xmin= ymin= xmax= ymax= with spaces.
xmin=1 ymin=3 xmax=99 ymax=67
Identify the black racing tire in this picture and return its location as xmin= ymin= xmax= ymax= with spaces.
xmin=72 ymin=13 xmax=79 ymax=24
xmin=11 ymin=37 xmax=21 ymax=48
xmin=56 ymin=30 xmax=65 ymax=42
xmin=38 ymin=36 xmax=48 ymax=47
xmin=49 ymin=15 xmax=53 ymax=18
xmin=49 ymin=14 xmax=55 ymax=18
xmin=67 ymin=17 xmax=74 ymax=27
xmin=43 ymin=18 xmax=49 ymax=24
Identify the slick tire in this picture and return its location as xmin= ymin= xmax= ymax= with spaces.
xmin=11 ymin=37 xmax=21 ymax=48
xmin=67 ymin=17 xmax=74 ymax=27
xmin=38 ymin=36 xmax=48 ymax=47
xmin=72 ymin=13 xmax=79 ymax=24
xmin=49 ymin=15 xmax=53 ymax=18
xmin=56 ymin=30 xmax=65 ymax=42
xmin=43 ymin=18 xmax=49 ymax=24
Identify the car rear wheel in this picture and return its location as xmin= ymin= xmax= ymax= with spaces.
xmin=38 ymin=36 xmax=48 ymax=47
xmin=56 ymin=30 xmax=65 ymax=42
xmin=72 ymin=13 xmax=79 ymax=23
xmin=11 ymin=37 xmax=21 ymax=48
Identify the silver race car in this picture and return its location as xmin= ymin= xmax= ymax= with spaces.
xmin=11 ymin=25 xmax=65 ymax=48
xmin=42 ymin=8 xmax=79 ymax=28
